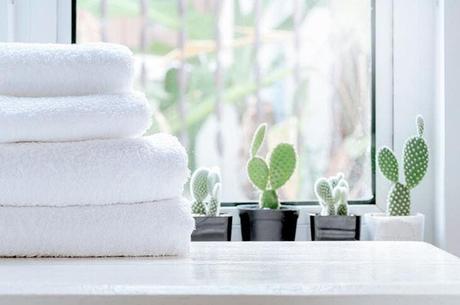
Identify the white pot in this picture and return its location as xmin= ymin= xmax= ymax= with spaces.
xmin=364 ymin=213 xmax=425 ymax=241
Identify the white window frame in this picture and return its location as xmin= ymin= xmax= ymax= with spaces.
xmin=0 ymin=0 xmax=72 ymax=43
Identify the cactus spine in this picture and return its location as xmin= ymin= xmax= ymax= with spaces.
xmin=190 ymin=167 xmax=222 ymax=216
xmin=314 ymin=173 xmax=349 ymax=216
xmin=378 ymin=115 xmax=429 ymax=216
xmin=247 ymin=123 xmax=297 ymax=209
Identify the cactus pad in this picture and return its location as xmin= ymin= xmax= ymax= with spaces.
xmin=314 ymin=178 xmax=334 ymax=205
xmin=269 ymin=143 xmax=297 ymax=190
xmin=192 ymin=201 xmax=206 ymax=215
xmin=250 ymin=123 xmax=266 ymax=157
xmin=190 ymin=168 xmax=210 ymax=202
xmin=207 ymin=183 xmax=221 ymax=216
xmin=334 ymin=186 xmax=349 ymax=216
xmin=378 ymin=147 xmax=399 ymax=183
xmin=416 ymin=115 xmax=424 ymax=137
xmin=247 ymin=157 xmax=269 ymax=191
xmin=207 ymin=168 xmax=221 ymax=194
xmin=336 ymin=203 xmax=348 ymax=216
xmin=387 ymin=182 xmax=411 ymax=216
xmin=403 ymin=137 xmax=428 ymax=189
xmin=260 ymin=189 xmax=279 ymax=209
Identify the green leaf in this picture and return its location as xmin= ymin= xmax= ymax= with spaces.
xmin=403 ymin=137 xmax=429 ymax=189
xmin=250 ymin=123 xmax=267 ymax=157
xmin=378 ymin=147 xmax=399 ymax=183
xmin=269 ymin=143 xmax=296 ymax=190
xmin=247 ymin=157 xmax=269 ymax=191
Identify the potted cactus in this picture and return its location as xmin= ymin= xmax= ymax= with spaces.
xmin=190 ymin=167 xmax=232 ymax=241
xmin=365 ymin=115 xmax=429 ymax=241
xmin=238 ymin=123 xmax=299 ymax=241
xmin=310 ymin=173 xmax=361 ymax=241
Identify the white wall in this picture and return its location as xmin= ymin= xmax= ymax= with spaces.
xmin=392 ymin=0 xmax=437 ymax=243
xmin=434 ymin=0 xmax=460 ymax=256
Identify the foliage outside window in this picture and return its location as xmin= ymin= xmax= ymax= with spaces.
xmin=77 ymin=0 xmax=373 ymax=203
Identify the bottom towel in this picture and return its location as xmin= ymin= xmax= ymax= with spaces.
xmin=0 ymin=198 xmax=194 ymax=257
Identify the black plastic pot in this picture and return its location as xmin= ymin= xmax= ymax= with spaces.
xmin=191 ymin=215 xmax=233 ymax=241
xmin=310 ymin=215 xmax=361 ymax=241
xmin=239 ymin=205 xmax=299 ymax=241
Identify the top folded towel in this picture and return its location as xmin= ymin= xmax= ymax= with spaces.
xmin=0 ymin=43 xmax=134 ymax=97
xmin=0 ymin=93 xmax=152 ymax=143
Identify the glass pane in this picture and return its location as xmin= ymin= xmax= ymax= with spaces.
xmin=77 ymin=0 xmax=373 ymax=203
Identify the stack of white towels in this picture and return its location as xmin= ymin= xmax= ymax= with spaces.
xmin=0 ymin=43 xmax=194 ymax=257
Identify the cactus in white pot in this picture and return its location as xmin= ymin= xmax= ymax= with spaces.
xmin=378 ymin=115 xmax=429 ymax=216
xmin=366 ymin=115 xmax=429 ymax=241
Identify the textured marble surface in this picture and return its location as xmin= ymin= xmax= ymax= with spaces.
xmin=0 ymin=241 xmax=459 ymax=305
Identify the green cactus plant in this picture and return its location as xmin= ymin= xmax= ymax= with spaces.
xmin=314 ymin=173 xmax=349 ymax=216
xmin=378 ymin=115 xmax=429 ymax=216
xmin=247 ymin=123 xmax=297 ymax=209
xmin=207 ymin=183 xmax=221 ymax=216
xmin=190 ymin=167 xmax=222 ymax=216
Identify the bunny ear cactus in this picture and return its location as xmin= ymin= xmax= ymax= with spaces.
xmin=190 ymin=168 xmax=210 ymax=215
xmin=247 ymin=123 xmax=297 ymax=209
xmin=315 ymin=178 xmax=336 ymax=215
xmin=335 ymin=180 xmax=349 ymax=216
xmin=314 ymin=173 xmax=349 ymax=216
xmin=190 ymin=167 xmax=222 ymax=216
xmin=207 ymin=183 xmax=221 ymax=216
xmin=378 ymin=115 xmax=429 ymax=216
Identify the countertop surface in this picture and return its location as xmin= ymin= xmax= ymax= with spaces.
xmin=0 ymin=241 xmax=459 ymax=305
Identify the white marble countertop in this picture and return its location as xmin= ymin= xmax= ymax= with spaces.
xmin=0 ymin=241 xmax=459 ymax=305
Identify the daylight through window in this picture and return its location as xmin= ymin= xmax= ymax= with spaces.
xmin=77 ymin=0 xmax=374 ymax=203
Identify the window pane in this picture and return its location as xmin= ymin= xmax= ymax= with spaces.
xmin=77 ymin=0 xmax=373 ymax=203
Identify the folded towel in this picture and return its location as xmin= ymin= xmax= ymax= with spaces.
xmin=0 ymin=43 xmax=133 ymax=97
xmin=0 ymin=93 xmax=152 ymax=143
xmin=0 ymin=134 xmax=189 ymax=206
xmin=0 ymin=198 xmax=194 ymax=257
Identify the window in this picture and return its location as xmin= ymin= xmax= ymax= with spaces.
xmin=75 ymin=0 xmax=375 ymax=205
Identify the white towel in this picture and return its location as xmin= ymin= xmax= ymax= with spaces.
xmin=0 ymin=134 xmax=189 ymax=206
xmin=0 ymin=93 xmax=152 ymax=143
xmin=0 ymin=198 xmax=194 ymax=257
xmin=0 ymin=43 xmax=134 ymax=97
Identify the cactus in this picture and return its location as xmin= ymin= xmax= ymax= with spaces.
xmin=378 ymin=115 xmax=429 ymax=216
xmin=247 ymin=123 xmax=297 ymax=209
xmin=335 ymin=184 xmax=349 ymax=216
xmin=190 ymin=167 xmax=222 ymax=216
xmin=314 ymin=173 xmax=349 ymax=216
xmin=207 ymin=183 xmax=221 ymax=216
